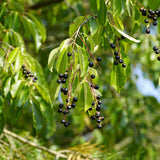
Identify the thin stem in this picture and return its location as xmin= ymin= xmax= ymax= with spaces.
xmin=77 ymin=34 xmax=101 ymax=70
xmin=3 ymin=129 xmax=67 ymax=158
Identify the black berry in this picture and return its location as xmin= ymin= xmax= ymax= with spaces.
xmin=63 ymin=110 xmax=67 ymax=115
xmin=91 ymin=74 xmax=95 ymax=79
xmin=61 ymin=87 xmax=65 ymax=92
xmin=153 ymin=46 xmax=158 ymax=50
xmin=59 ymin=74 xmax=64 ymax=78
xmin=95 ymin=112 xmax=101 ymax=118
xmin=64 ymin=74 xmax=68 ymax=79
xmin=27 ymin=71 xmax=30 ymax=74
xmin=110 ymin=43 xmax=116 ymax=49
xmin=95 ymin=85 xmax=99 ymax=90
xmin=96 ymin=57 xmax=102 ymax=62
xmin=153 ymin=21 xmax=157 ymax=26
xmin=91 ymin=115 xmax=96 ymax=120
xmin=25 ymin=74 xmax=29 ymax=78
xmin=35 ymin=77 xmax=38 ymax=80
xmin=61 ymin=79 xmax=66 ymax=84
xmin=97 ymin=119 xmax=101 ymax=123
xmin=30 ymin=73 xmax=34 ymax=77
xmin=22 ymin=64 xmax=25 ymax=68
xmin=119 ymin=59 xmax=124 ymax=63
xmin=71 ymin=103 xmax=76 ymax=108
xmin=115 ymin=55 xmax=120 ymax=60
xmin=96 ymin=95 xmax=101 ymax=100
xmin=67 ymin=52 xmax=72 ymax=57
xmin=157 ymin=57 xmax=160 ymax=61
xmin=88 ymin=107 xmax=92 ymax=111
xmin=97 ymin=124 xmax=102 ymax=129
xmin=96 ymin=105 xmax=101 ymax=111
xmin=57 ymin=79 xmax=61 ymax=83
xmin=58 ymin=108 xmax=62 ymax=113
xmin=64 ymin=122 xmax=69 ymax=127
xmin=114 ymin=51 xmax=118 ymax=56
xmin=67 ymin=105 xmax=72 ymax=109
xmin=114 ymin=61 xmax=118 ymax=65
xmin=59 ymin=104 xmax=64 ymax=108
xmin=146 ymin=28 xmax=150 ymax=34
xmin=92 ymin=101 xmax=95 ymax=105
xmin=61 ymin=119 xmax=66 ymax=124
xmin=122 ymin=63 xmax=126 ymax=68
xmin=73 ymin=97 xmax=78 ymax=102
xmin=98 ymin=101 xmax=102 ymax=105
xmin=23 ymin=70 xmax=27 ymax=74
xmin=144 ymin=19 xmax=149 ymax=23
xmin=155 ymin=50 xmax=159 ymax=54
xmin=89 ymin=62 xmax=94 ymax=67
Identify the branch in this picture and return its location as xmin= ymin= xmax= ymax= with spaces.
xmin=3 ymin=129 xmax=67 ymax=159
xmin=29 ymin=0 xmax=63 ymax=9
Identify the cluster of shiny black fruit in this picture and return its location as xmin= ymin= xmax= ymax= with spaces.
xmin=153 ymin=46 xmax=160 ymax=61
xmin=57 ymin=73 xmax=68 ymax=86
xmin=110 ymin=43 xmax=126 ymax=68
xmin=139 ymin=7 xmax=160 ymax=34
xmin=58 ymin=97 xmax=78 ymax=127
xmin=88 ymin=58 xmax=105 ymax=129
xmin=88 ymin=95 xmax=104 ymax=129
xmin=22 ymin=65 xmax=38 ymax=82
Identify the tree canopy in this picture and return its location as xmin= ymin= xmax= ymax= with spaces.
xmin=0 ymin=0 xmax=160 ymax=159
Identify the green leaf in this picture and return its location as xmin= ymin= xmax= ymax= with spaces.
xmin=7 ymin=47 xmax=19 ymax=64
xmin=98 ymin=0 xmax=107 ymax=25
xmin=25 ymin=13 xmax=46 ymax=42
xmin=10 ymin=80 xmax=22 ymax=99
xmin=89 ymin=18 xmax=98 ymax=36
xmin=126 ymin=0 xmax=132 ymax=16
xmin=22 ymin=15 xmax=42 ymax=52
xmin=31 ymin=97 xmax=43 ymax=133
xmin=56 ymin=39 xmax=70 ymax=73
xmin=11 ymin=30 xmax=25 ymax=47
xmin=77 ymin=47 xmax=89 ymax=76
xmin=114 ymin=27 xmax=141 ymax=43
xmin=111 ymin=64 xmax=126 ymax=92
xmin=14 ymin=50 xmax=23 ymax=72
xmin=69 ymin=16 xmax=85 ymax=37
xmin=77 ymin=81 xmax=93 ymax=111
xmin=34 ymin=96 xmax=54 ymax=137
xmin=0 ymin=3 xmax=7 ymax=21
xmin=15 ymin=85 xmax=29 ymax=108
xmin=35 ymin=84 xmax=51 ymax=104
xmin=113 ymin=0 xmax=122 ymax=16
xmin=48 ymin=47 xmax=59 ymax=72
xmin=3 ymin=77 xmax=11 ymax=98
xmin=0 ymin=114 xmax=5 ymax=134
xmin=89 ymin=0 xmax=97 ymax=12
xmin=148 ymin=1 xmax=160 ymax=10
xmin=4 ymin=12 xmax=20 ymax=31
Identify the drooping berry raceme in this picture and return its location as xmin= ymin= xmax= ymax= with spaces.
xmin=139 ymin=7 xmax=160 ymax=34
xmin=153 ymin=45 xmax=160 ymax=61
xmin=21 ymin=65 xmax=38 ymax=83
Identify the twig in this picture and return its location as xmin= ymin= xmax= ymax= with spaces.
xmin=3 ymin=129 xmax=67 ymax=159
xmin=29 ymin=0 xmax=63 ymax=9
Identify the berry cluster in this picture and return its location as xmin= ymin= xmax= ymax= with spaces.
xmin=153 ymin=46 xmax=160 ymax=61
xmin=57 ymin=73 xmax=68 ymax=86
xmin=58 ymin=97 xmax=78 ymax=127
xmin=88 ymin=95 xmax=104 ymax=129
xmin=139 ymin=8 xmax=160 ymax=34
xmin=110 ymin=43 xmax=126 ymax=68
xmin=22 ymin=65 xmax=38 ymax=82
xmin=87 ymin=58 xmax=105 ymax=129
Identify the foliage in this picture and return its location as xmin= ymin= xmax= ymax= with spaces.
xmin=0 ymin=0 xmax=160 ymax=159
